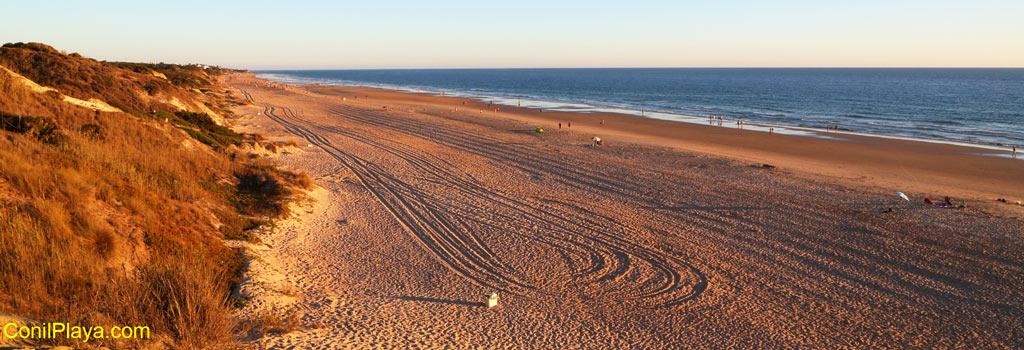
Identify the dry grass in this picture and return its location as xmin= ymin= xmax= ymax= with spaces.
xmin=250 ymin=307 xmax=302 ymax=336
xmin=104 ymin=252 xmax=244 ymax=349
xmin=0 ymin=43 xmax=312 ymax=349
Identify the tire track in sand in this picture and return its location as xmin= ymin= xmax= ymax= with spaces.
xmin=252 ymin=97 xmax=707 ymax=307
xmin=312 ymin=111 xmax=706 ymax=306
xmin=261 ymin=103 xmax=533 ymax=295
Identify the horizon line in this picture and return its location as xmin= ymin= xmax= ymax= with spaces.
xmin=249 ymin=66 xmax=1024 ymax=71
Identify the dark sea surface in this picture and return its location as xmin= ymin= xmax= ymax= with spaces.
xmin=257 ymin=68 xmax=1024 ymax=148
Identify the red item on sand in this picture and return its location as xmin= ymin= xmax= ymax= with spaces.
xmin=924 ymin=198 xmax=934 ymax=205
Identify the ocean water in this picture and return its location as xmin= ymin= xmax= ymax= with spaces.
xmin=257 ymin=68 xmax=1024 ymax=149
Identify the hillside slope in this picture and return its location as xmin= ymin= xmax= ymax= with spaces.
xmin=0 ymin=42 xmax=308 ymax=349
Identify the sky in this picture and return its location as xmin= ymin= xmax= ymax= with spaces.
xmin=2 ymin=0 xmax=1022 ymax=69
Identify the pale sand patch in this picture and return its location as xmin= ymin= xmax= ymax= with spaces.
xmin=0 ymin=64 xmax=121 ymax=113
xmin=0 ymin=65 xmax=57 ymax=94
xmin=229 ymin=185 xmax=329 ymax=328
xmin=61 ymin=96 xmax=121 ymax=113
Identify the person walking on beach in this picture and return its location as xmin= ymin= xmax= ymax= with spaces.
xmin=559 ymin=123 xmax=562 ymax=129
xmin=601 ymin=119 xmax=605 ymax=126
xmin=568 ymin=122 xmax=572 ymax=128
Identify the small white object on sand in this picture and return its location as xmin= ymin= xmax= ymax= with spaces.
xmin=486 ymin=293 xmax=499 ymax=308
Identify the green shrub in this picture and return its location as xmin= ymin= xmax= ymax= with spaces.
xmin=80 ymin=123 xmax=102 ymax=140
xmin=172 ymin=111 xmax=243 ymax=147
xmin=0 ymin=111 xmax=61 ymax=144
xmin=1 ymin=42 xmax=58 ymax=53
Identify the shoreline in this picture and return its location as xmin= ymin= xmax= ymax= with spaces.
xmin=255 ymin=72 xmax=1023 ymax=153
xmin=287 ymin=82 xmax=1024 ymax=202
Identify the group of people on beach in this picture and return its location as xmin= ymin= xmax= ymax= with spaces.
xmin=707 ymin=115 xmax=780 ymax=134
xmin=552 ymin=120 xmax=607 ymax=147
xmin=556 ymin=119 xmax=606 ymax=130
xmin=706 ymin=114 xmax=849 ymax=136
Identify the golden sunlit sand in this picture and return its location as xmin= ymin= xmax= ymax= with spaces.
xmin=225 ymin=73 xmax=1024 ymax=349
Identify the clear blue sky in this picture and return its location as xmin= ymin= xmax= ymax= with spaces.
xmin=3 ymin=0 xmax=1022 ymax=69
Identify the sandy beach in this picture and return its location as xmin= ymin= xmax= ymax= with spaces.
xmin=225 ymin=73 xmax=1023 ymax=349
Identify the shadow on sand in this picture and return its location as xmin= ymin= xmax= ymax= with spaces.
xmin=394 ymin=296 xmax=484 ymax=307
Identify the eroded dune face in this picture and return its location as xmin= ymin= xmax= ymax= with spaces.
xmin=228 ymin=75 xmax=1024 ymax=349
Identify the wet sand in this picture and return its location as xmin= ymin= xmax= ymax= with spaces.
xmin=224 ymin=73 xmax=1024 ymax=349
xmin=309 ymin=84 xmax=1024 ymax=202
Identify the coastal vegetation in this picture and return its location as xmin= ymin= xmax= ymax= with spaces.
xmin=0 ymin=42 xmax=309 ymax=349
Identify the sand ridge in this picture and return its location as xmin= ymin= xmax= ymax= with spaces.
xmin=1 ymin=64 xmax=123 ymax=113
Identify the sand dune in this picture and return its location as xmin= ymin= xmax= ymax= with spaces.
xmin=225 ymin=73 xmax=1023 ymax=349
xmin=1 ymin=64 xmax=122 ymax=113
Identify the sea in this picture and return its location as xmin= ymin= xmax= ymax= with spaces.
xmin=257 ymin=68 xmax=1024 ymax=150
